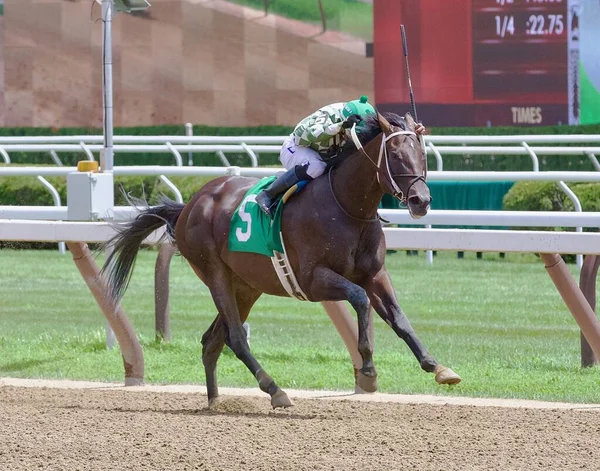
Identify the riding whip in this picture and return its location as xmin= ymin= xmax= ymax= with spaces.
xmin=400 ymin=24 xmax=418 ymax=122
xmin=401 ymin=24 xmax=426 ymax=153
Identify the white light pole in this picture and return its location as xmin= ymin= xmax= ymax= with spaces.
xmin=100 ymin=0 xmax=150 ymax=173
xmin=101 ymin=0 xmax=114 ymax=173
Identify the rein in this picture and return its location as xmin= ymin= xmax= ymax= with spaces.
xmin=350 ymin=124 xmax=426 ymax=204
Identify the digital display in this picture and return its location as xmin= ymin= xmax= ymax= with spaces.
xmin=472 ymin=0 xmax=568 ymax=108
xmin=373 ymin=0 xmax=597 ymax=127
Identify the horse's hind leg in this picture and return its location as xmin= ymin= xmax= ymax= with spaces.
xmin=197 ymin=262 xmax=293 ymax=408
xmin=201 ymin=315 xmax=226 ymax=404
xmin=366 ymin=268 xmax=461 ymax=385
xmin=201 ymin=281 xmax=261 ymax=405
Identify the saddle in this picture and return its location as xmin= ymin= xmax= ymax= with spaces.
xmin=267 ymin=177 xmax=309 ymax=213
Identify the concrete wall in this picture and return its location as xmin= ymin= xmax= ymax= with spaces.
xmin=0 ymin=0 xmax=373 ymax=128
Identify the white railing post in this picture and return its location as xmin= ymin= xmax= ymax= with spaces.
xmin=49 ymin=150 xmax=63 ymax=166
xmin=185 ymin=123 xmax=193 ymax=166
xmin=216 ymin=150 xmax=231 ymax=166
xmin=79 ymin=141 xmax=95 ymax=162
xmin=36 ymin=176 xmax=66 ymax=254
xmin=165 ymin=142 xmax=183 ymax=166
xmin=159 ymin=175 xmax=183 ymax=204
xmin=0 ymin=147 xmax=10 ymax=164
xmin=586 ymin=152 xmax=600 ymax=172
xmin=240 ymin=142 xmax=259 ymax=167
xmin=557 ymin=181 xmax=584 ymax=269
xmin=427 ymin=142 xmax=443 ymax=171
xmin=521 ymin=141 xmax=540 ymax=172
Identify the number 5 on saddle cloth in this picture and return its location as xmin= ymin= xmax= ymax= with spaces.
xmin=228 ymin=176 xmax=309 ymax=257
xmin=228 ymin=177 xmax=310 ymax=300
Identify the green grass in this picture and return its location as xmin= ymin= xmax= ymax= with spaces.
xmin=228 ymin=0 xmax=373 ymax=41
xmin=0 ymin=249 xmax=599 ymax=403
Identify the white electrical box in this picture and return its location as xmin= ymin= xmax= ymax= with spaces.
xmin=67 ymin=171 xmax=114 ymax=221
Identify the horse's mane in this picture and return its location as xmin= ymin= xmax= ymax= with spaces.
xmin=327 ymin=112 xmax=411 ymax=167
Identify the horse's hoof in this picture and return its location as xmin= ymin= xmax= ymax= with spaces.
xmin=356 ymin=369 xmax=378 ymax=393
xmin=271 ymin=389 xmax=294 ymax=409
xmin=434 ymin=365 xmax=462 ymax=385
xmin=354 ymin=383 xmax=375 ymax=395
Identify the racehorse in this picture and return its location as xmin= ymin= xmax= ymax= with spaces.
xmin=101 ymin=112 xmax=461 ymax=408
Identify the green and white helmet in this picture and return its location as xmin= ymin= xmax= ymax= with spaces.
xmin=342 ymin=95 xmax=376 ymax=119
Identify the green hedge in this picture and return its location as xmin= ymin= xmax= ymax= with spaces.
xmin=503 ymin=181 xmax=600 ymax=213
xmin=2 ymin=122 xmax=600 ymax=171
xmin=503 ymin=181 xmax=600 ymax=231
xmin=502 ymin=181 xmax=600 ymax=262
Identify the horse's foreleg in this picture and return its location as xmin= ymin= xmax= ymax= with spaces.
xmin=321 ymin=301 xmax=377 ymax=393
xmin=365 ymin=268 xmax=461 ymax=385
xmin=310 ymin=268 xmax=378 ymax=392
xmin=321 ymin=301 xmax=362 ymax=370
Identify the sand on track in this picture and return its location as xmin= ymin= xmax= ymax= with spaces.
xmin=1 ymin=378 xmax=600 ymax=471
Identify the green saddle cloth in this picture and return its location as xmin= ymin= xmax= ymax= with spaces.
xmin=228 ymin=176 xmax=287 ymax=257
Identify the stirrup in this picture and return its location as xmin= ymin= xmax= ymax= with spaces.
xmin=256 ymin=191 xmax=275 ymax=218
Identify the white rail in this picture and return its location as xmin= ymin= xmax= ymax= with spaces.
xmin=377 ymin=210 xmax=600 ymax=228
xmin=426 ymin=146 xmax=600 ymax=155
xmin=0 ymin=220 xmax=596 ymax=256
xmin=0 ymin=219 xmax=164 ymax=244
xmin=0 ymin=136 xmax=599 ymax=173
xmin=1 ymin=134 xmax=600 ymax=145
xmin=0 ymin=206 xmax=144 ymax=221
xmin=0 ymin=144 xmax=598 ymax=156
xmin=0 ymin=144 xmax=282 ymax=154
xmin=1 ymin=139 xmax=598 ymax=266
xmin=2 ymin=206 xmax=598 ymax=229
xmin=0 ymin=136 xmax=289 ymax=144
xmin=383 ymin=229 xmax=600 ymax=254
xmin=3 ymin=166 xmax=600 ymax=182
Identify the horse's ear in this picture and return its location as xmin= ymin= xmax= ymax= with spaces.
xmin=405 ymin=113 xmax=416 ymax=131
xmin=377 ymin=112 xmax=392 ymax=133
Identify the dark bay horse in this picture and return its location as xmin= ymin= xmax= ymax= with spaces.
xmin=102 ymin=112 xmax=461 ymax=408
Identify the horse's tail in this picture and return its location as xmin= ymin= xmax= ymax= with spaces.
xmin=101 ymin=197 xmax=185 ymax=302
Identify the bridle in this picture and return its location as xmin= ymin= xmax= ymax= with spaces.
xmin=350 ymin=123 xmax=426 ymax=205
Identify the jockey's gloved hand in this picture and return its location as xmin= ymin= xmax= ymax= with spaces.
xmin=415 ymin=123 xmax=426 ymax=135
xmin=342 ymin=113 xmax=362 ymax=129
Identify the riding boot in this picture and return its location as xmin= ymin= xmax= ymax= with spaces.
xmin=256 ymin=167 xmax=303 ymax=218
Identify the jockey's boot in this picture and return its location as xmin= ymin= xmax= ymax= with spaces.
xmin=256 ymin=167 xmax=303 ymax=218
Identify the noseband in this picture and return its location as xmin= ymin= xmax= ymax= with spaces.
xmin=350 ymin=124 xmax=426 ymax=204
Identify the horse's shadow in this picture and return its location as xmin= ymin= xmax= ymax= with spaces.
xmin=60 ymin=404 xmax=317 ymax=421
xmin=165 ymin=408 xmax=317 ymax=421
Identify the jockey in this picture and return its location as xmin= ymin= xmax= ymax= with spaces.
xmin=256 ymin=95 xmax=426 ymax=217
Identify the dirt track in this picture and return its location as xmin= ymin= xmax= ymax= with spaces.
xmin=1 ymin=382 xmax=600 ymax=470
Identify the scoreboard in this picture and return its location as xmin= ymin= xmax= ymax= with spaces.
xmin=472 ymin=0 xmax=568 ymax=102
xmin=373 ymin=0 xmax=584 ymax=127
